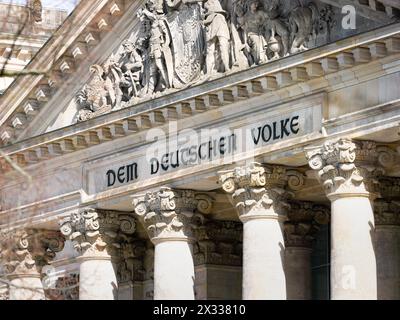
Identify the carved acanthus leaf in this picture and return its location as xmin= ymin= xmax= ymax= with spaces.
xmin=306 ymin=139 xmax=397 ymax=196
xmin=0 ymin=229 xmax=65 ymax=276
xmin=132 ymin=187 xmax=213 ymax=241
xmin=285 ymin=201 xmax=330 ymax=247
xmin=194 ymin=221 xmax=242 ymax=266
xmin=60 ymin=209 xmax=136 ymax=258
xmin=219 ymin=163 xmax=303 ymax=219
xmin=374 ymin=200 xmax=400 ymax=226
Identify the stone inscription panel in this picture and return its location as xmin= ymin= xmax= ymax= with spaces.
xmin=84 ymin=100 xmax=324 ymax=195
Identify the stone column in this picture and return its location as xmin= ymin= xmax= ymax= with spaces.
xmin=374 ymin=199 xmax=400 ymax=300
xmin=0 ymin=229 xmax=64 ymax=300
xmin=219 ymin=163 xmax=304 ymax=300
xmin=60 ymin=209 xmax=136 ymax=300
xmin=132 ymin=187 xmax=212 ymax=300
xmin=306 ymin=139 xmax=397 ymax=300
xmin=284 ymin=201 xmax=330 ymax=300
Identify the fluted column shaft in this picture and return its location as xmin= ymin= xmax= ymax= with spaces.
xmin=60 ymin=209 xmax=136 ymax=300
xmin=133 ymin=187 xmax=212 ymax=300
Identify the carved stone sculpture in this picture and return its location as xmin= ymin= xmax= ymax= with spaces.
xmin=29 ymin=0 xmax=43 ymax=23
xmin=0 ymin=229 xmax=65 ymax=277
xmin=75 ymin=0 xmax=334 ymax=122
xmin=132 ymin=187 xmax=213 ymax=241
xmin=288 ymin=1 xmax=320 ymax=54
xmin=60 ymin=208 xmax=136 ymax=259
xmin=238 ymin=0 xmax=268 ymax=65
xmin=202 ymin=0 xmax=231 ymax=74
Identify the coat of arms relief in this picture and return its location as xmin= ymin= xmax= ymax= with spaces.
xmin=76 ymin=0 xmax=335 ymax=122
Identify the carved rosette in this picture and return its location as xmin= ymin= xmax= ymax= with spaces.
xmin=374 ymin=200 xmax=400 ymax=226
xmin=132 ymin=187 xmax=213 ymax=242
xmin=306 ymin=139 xmax=396 ymax=197
xmin=284 ymin=201 xmax=330 ymax=248
xmin=219 ymin=163 xmax=304 ymax=221
xmin=60 ymin=208 xmax=136 ymax=259
xmin=0 ymin=229 xmax=65 ymax=278
xmin=193 ymin=221 xmax=243 ymax=266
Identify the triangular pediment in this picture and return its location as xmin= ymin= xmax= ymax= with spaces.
xmin=0 ymin=0 xmax=398 ymax=145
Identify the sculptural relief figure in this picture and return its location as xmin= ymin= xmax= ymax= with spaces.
xmin=219 ymin=0 xmax=249 ymax=70
xmin=263 ymin=0 xmax=291 ymax=58
xmin=288 ymin=1 xmax=319 ymax=53
xmin=238 ymin=0 xmax=268 ymax=65
xmin=75 ymin=0 xmax=333 ymax=122
xmin=139 ymin=7 xmax=173 ymax=95
xmin=76 ymin=62 xmax=122 ymax=121
xmin=204 ymin=0 xmax=232 ymax=74
xmin=117 ymin=40 xmax=143 ymax=102
xmin=29 ymin=0 xmax=43 ymax=23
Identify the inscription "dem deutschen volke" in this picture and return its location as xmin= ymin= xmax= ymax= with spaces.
xmin=105 ymin=115 xmax=300 ymax=187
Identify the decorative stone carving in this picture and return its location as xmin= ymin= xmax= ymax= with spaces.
xmin=75 ymin=63 xmax=122 ymax=121
xmin=374 ymin=200 xmax=400 ymax=226
xmin=284 ymin=201 xmax=330 ymax=248
xmin=0 ymin=229 xmax=64 ymax=277
xmin=219 ymin=162 xmax=304 ymax=219
xmin=287 ymin=1 xmax=320 ymax=54
xmin=377 ymin=177 xmax=400 ymax=200
xmin=29 ymin=0 xmax=43 ymax=23
xmin=143 ymin=245 xmax=154 ymax=281
xmin=132 ymin=187 xmax=213 ymax=241
xmin=45 ymin=274 xmax=79 ymax=300
xmin=76 ymin=0 xmax=334 ymax=122
xmin=306 ymin=139 xmax=397 ymax=196
xmin=193 ymin=220 xmax=242 ymax=266
xmin=117 ymin=240 xmax=146 ymax=283
xmin=60 ymin=209 xmax=136 ymax=258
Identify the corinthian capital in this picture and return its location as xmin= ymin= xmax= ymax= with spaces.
xmin=0 ymin=229 xmax=65 ymax=277
xmin=219 ymin=163 xmax=304 ymax=219
xmin=306 ymin=139 xmax=396 ymax=196
xmin=60 ymin=208 xmax=136 ymax=258
xmin=284 ymin=201 xmax=330 ymax=248
xmin=193 ymin=221 xmax=242 ymax=266
xmin=117 ymin=240 xmax=146 ymax=283
xmin=374 ymin=200 xmax=400 ymax=226
xmin=132 ymin=187 xmax=213 ymax=242
xmin=377 ymin=177 xmax=400 ymax=200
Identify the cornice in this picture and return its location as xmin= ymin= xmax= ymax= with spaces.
xmin=0 ymin=0 xmax=129 ymax=141
xmin=0 ymin=22 xmax=400 ymax=173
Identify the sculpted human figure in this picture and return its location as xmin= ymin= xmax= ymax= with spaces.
xmin=117 ymin=40 xmax=143 ymax=99
xmin=29 ymin=0 xmax=43 ymax=23
xmin=263 ymin=0 xmax=290 ymax=57
xmin=238 ymin=0 xmax=268 ymax=65
xmin=219 ymin=0 xmax=249 ymax=70
xmin=139 ymin=7 xmax=173 ymax=95
xmin=201 ymin=0 xmax=231 ymax=74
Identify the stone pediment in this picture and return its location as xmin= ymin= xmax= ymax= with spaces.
xmin=0 ymin=0 xmax=398 ymax=146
